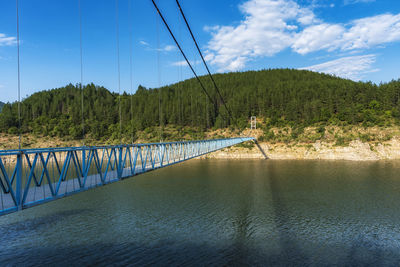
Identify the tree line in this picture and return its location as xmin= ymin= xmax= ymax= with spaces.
xmin=0 ymin=69 xmax=399 ymax=140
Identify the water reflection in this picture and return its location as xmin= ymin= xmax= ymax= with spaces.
xmin=1 ymin=159 xmax=400 ymax=265
xmin=227 ymin=163 xmax=254 ymax=266
xmin=347 ymin=231 xmax=384 ymax=266
xmin=0 ymin=209 xmax=89 ymax=234
xmin=265 ymin=163 xmax=308 ymax=265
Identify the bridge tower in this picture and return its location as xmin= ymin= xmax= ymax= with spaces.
xmin=250 ymin=116 xmax=257 ymax=130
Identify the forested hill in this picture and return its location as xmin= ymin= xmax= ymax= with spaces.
xmin=0 ymin=101 xmax=4 ymax=112
xmin=0 ymin=69 xmax=399 ymax=140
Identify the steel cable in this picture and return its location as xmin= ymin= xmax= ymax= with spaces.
xmin=78 ymin=0 xmax=85 ymax=145
xmin=156 ymin=13 xmax=162 ymax=142
xmin=115 ymin=0 xmax=122 ymax=144
xmin=16 ymin=0 xmax=22 ymax=149
xmin=175 ymin=0 xmax=233 ymax=124
xmin=150 ymin=0 xmax=219 ymax=119
xmin=128 ymin=0 xmax=134 ymax=144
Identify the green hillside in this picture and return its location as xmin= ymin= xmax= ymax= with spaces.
xmin=0 ymin=69 xmax=399 ymax=141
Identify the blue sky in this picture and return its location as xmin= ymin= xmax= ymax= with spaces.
xmin=1 ymin=0 xmax=400 ymax=102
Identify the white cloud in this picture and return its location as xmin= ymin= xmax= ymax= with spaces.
xmin=171 ymin=60 xmax=201 ymax=67
xmin=292 ymin=23 xmax=345 ymax=54
xmin=172 ymin=60 xmax=187 ymax=67
xmin=140 ymin=40 xmax=176 ymax=52
xmin=293 ymin=13 xmax=400 ymax=54
xmin=0 ymin=33 xmax=17 ymax=46
xmin=206 ymin=0 xmax=317 ymax=71
xmin=344 ymin=0 xmax=375 ymax=5
xmin=162 ymin=45 xmax=176 ymax=52
xmin=205 ymin=0 xmax=400 ymax=72
xmin=342 ymin=14 xmax=400 ymax=50
xmin=300 ymin=54 xmax=379 ymax=80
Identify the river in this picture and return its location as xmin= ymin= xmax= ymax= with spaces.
xmin=1 ymin=159 xmax=400 ymax=266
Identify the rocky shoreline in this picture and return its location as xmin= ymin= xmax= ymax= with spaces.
xmin=201 ymin=138 xmax=400 ymax=161
xmin=3 ymin=133 xmax=400 ymax=161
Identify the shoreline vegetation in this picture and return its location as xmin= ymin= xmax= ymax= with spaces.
xmin=1 ymin=69 xmax=400 ymax=161
xmin=2 ymin=125 xmax=400 ymax=160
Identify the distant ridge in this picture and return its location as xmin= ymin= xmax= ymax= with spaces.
xmin=0 ymin=69 xmax=399 ymax=140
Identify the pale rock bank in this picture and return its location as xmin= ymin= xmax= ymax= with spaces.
xmin=201 ymin=138 xmax=400 ymax=161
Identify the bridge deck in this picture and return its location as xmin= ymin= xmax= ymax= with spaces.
xmin=0 ymin=137 xmax=254 ymax=216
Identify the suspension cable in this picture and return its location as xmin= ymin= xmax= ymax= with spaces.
xmin=16 ymin=0 xmax=21 ymax=150
xmin=115 ymin=0 xmax=122 ymax=144
xmin=205 ymin=92 xmax=208 ymax=129
xmin=177 ymin=13 xmax=182 ymax=136
xmin=128 ymin=0 xmax=134 ymax=144
xmin=176 ymin=44 xmax=181 ymax=128
xmin=192 ymin=49 xmax=198 ymax=138
xmin=150 ymin=0 xmax=215 ymax=112
xmin=175 ymin=0 xmax=234 ymax=123
xmin=156 ymin=13 xmax=162 ymax=142
xmin=179 ymin=62 xmax=183 ymax=132
xmin=78 ymin=0 xmax=85 ymax=145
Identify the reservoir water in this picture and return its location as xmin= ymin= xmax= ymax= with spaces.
xmin=1 ymin=159 xmax=400 ymax=266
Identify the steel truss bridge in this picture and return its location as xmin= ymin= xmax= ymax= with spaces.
xmin=0 ymin=137 xmax=253 ymax=216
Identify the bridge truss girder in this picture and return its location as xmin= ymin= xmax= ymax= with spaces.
xmin=0 ymin=137 xmax=253 ymax=216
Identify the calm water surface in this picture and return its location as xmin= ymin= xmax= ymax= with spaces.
xmin=1 ymin=159 xmax=400 ymax=266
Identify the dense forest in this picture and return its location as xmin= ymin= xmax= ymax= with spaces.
xmin=0 ymin=69 xmax=399 ymax=141
xmin=0 ymin=101 xmax=4 ymax=112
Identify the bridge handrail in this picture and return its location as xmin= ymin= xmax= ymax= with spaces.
xmin=0 ymin=137 xmax=254 ymax=156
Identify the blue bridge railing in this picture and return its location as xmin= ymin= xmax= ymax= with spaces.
xmin=0 ymin=137 xmax=254 ymax=215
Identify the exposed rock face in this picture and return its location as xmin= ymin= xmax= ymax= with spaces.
xmin=201 ymin=138 xmax=400 ymax=161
